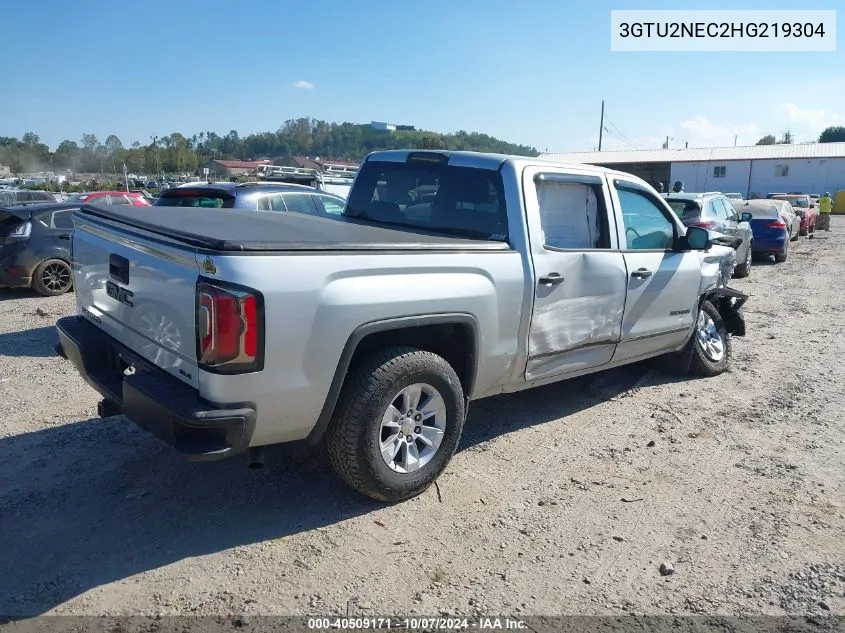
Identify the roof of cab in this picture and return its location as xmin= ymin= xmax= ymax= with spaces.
xmin=362 ymin=149 xmax=646 ymax=180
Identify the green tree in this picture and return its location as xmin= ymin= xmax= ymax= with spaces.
xmin=756 ymin=134 xmax=777 ymax=145
xmin=819 ymin=126 xmax=845 ymax=143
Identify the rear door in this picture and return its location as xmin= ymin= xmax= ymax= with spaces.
xmin=48 ymin=207 xmax=75 ymax=248
xmin=609 ymin=177 xmax=702 ymax=364
xmin=522 ymin=166 xmax=628 ymax=381
xmin=710 ymin=198 xmax=732 ymax=236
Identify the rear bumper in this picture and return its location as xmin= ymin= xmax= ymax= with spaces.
xmin=752 ymin=235 xmax=787 ymax=254
xmin=0 ymin=247 xmax=34 ymax=288
xmin=55 ymin=315 xmax=256 ymax=461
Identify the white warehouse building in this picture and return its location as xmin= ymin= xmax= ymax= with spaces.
xmin=540 ymin=142 xmax=845 ymax=199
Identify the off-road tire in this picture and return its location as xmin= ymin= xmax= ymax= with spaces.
xmin=325 ymin=346 xmax=466 ymax=503
xmin=688 ymin=300 xmax=731 ymax=377
xmin=31 ymin=259 xmax=73 ymax=296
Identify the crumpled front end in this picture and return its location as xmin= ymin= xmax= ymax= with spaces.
xmin=700 ymin=242 xmax=737 ymax=293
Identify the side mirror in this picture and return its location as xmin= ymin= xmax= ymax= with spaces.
xmin=685 ymin=226 xmax=712 ymax=250
xmin=740 ymin=212 xmax=753 ymax=222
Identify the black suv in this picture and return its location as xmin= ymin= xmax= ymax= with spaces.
xmin=0 ymin=202 xmax=77 ymax=296
xmin=152 ymin=181 xmax=347 ymax=215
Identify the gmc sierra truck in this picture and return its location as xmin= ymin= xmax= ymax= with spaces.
xmin=55 ymin=150 xmax=748 ymax=502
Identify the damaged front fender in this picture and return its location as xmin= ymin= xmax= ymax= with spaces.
xmin=701 ymin=286 xmax=749 ymax=337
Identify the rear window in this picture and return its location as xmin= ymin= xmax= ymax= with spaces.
xmin=774 ymin=195 xmax=808 ymax=208
xmin=345 ymin=158 xmax=508 ymax=241
xmin=666 ymin=200 xmax=701 ymax=219
xmin=738 ymin=203 xmax=779 ymax=219
xmin=154 ymin=188 xmax=235 ymax=208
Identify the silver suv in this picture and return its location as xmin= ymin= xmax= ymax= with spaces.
xmin=663 ymin=192 xmax=754 ymax=278
xmin=153 ymin=181 xmax=347 ymax=216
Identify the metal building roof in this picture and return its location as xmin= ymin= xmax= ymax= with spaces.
xmin=540 ymin=142 xmax=845 ymax=165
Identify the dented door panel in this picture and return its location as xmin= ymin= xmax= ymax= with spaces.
xmin=521 ymin=165 xmax=628 ymax=382
xmin=526 ymin=252 xmax=628 ymax=380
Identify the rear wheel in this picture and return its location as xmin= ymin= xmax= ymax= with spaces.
xmin=32 ymin=259 xmax=73 ymax=296
xmin=733 ymin=244 xmax=752 ymax=278
xmin=774 ymin=239 xmax=789 ymax=263
xmin=325 ymin=346 xmax=466 ymax=503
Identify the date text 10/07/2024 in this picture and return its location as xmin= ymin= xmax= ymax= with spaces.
xmin=307 ymin=617 xmax=528 ymax=630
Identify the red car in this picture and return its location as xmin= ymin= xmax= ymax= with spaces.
xmin=770 ymin=194 xmax=817 ymax=236
xmin=65 ymin=191 xmax=152 ymax=207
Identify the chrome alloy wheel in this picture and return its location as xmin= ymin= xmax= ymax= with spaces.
xmin=379 ymin=383 xmax=447 ymax=473
xmin=696 ymin=309 xmax=725 ymax=362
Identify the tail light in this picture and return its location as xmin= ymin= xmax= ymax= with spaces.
xmin=4 ymin=221 xmax=32 ymax=243
xmin=767 ymin=219 xmax=787 ymax=229
xmin=693 ymin=220 xmax=717 ymax=229
xmin=196 ymin=280 xmax=264 ymax=373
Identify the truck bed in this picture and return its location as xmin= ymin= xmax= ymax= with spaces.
xmin=78 ymin=203 xmax=511 ymax=252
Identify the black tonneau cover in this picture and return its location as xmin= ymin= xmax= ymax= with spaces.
xmin=78 ymin=203 xmax=511 ymax=252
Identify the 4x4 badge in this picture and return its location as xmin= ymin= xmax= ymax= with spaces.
xmin=201 ymin=257 xmax=217 ymax=274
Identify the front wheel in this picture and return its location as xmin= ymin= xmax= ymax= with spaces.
xmin=688 ymin=300 xmax=731 ymax=377
xmin=325 ymin=346 xmax=466 ymax=503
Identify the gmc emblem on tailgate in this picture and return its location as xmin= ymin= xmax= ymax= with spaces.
xmin=105 ymin=280 xmax=134 ymax=307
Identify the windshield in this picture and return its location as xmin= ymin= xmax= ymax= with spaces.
xmin=153 ymin=188 xmax=236 ymax=208
xmin=344 ymin=158 xmax=509 ymax=241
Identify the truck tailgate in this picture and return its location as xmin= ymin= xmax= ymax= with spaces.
xmin=72 ymin=207 xmax=201 ymax=389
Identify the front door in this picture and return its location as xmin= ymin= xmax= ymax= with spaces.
xmin=609 ymin=178 xmax=703 ymax=364
xmin=522 ymin=166 xmax=628 ymax=381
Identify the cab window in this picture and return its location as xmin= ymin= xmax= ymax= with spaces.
xmin=616 ymin=187 xmax=676 ymax=250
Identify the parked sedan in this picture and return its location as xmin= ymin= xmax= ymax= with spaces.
xmin=664 ymin=191 xmax=754 ymax=278
xmin=729 ymin=199 xmax=794 ymax=262
xmin=731 ymin=198 xmax=801 ymax=242
xmin=65 ymin=191 xmax=152 ymax=207
xmin=0 ymin=202 xmax=77 ymax=296
xmin=770 ymin=194 xmax=817 ymax=236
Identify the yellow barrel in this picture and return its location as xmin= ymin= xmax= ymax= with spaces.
xmin=835 ymin=190 xmax=845 ymax=214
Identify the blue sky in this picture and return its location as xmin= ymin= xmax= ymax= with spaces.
xmin=2 ymin=0 xmax=842 ymax=153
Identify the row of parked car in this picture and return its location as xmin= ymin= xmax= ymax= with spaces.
xmin=0 ymin=181 xmax=350 ymax=296
xmin=662 ymin=190 xmax=818 ymax=280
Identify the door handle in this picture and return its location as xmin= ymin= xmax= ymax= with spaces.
xmin=57 ymin=235 xmax=70 ymax=240
xmin=631 ymin=268 xmax=653 ymax=279
xmin=538 ymin=272 xmax=565 ymax=286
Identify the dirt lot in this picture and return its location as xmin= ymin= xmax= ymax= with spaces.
xmin=1 ymin=218 xmax=844 ymax=620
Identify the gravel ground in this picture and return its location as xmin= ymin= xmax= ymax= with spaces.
xmin=1 ymin=218 xmax=844 ymax=620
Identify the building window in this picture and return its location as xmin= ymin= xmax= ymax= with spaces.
xmin=713 ymin=165 xmax=726 ymax=178
xmin=775 ymin=164 xmax=789 ymax=177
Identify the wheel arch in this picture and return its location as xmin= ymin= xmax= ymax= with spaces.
xmin=305 ymin=313 xmax=480 ymax=446
xmin=699 ymin=287 xmax=748 ymax=336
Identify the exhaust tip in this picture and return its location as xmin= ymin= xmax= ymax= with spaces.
xmin=247 ymin=447 xmax=265 ymax=469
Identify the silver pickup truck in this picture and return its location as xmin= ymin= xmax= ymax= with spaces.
xmin=55 ymin=150 xmax=748 ymax=502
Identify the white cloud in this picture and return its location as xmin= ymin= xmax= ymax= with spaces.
xmin=679 ymin=115 xmax=761 ymax=147
xmin=778 ymin=102 xmax=843 ymax=141
xmin=291 ymin=80 xmax=315 ymax=90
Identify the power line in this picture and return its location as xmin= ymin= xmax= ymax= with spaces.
xmin=603 ymin=121 xmax=643 ymax=150
xmin=603 ymin=115 xmax=646 ymax=150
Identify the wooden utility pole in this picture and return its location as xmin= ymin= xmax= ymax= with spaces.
xmin=598 ymin=100 xmax=605 ymax=151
